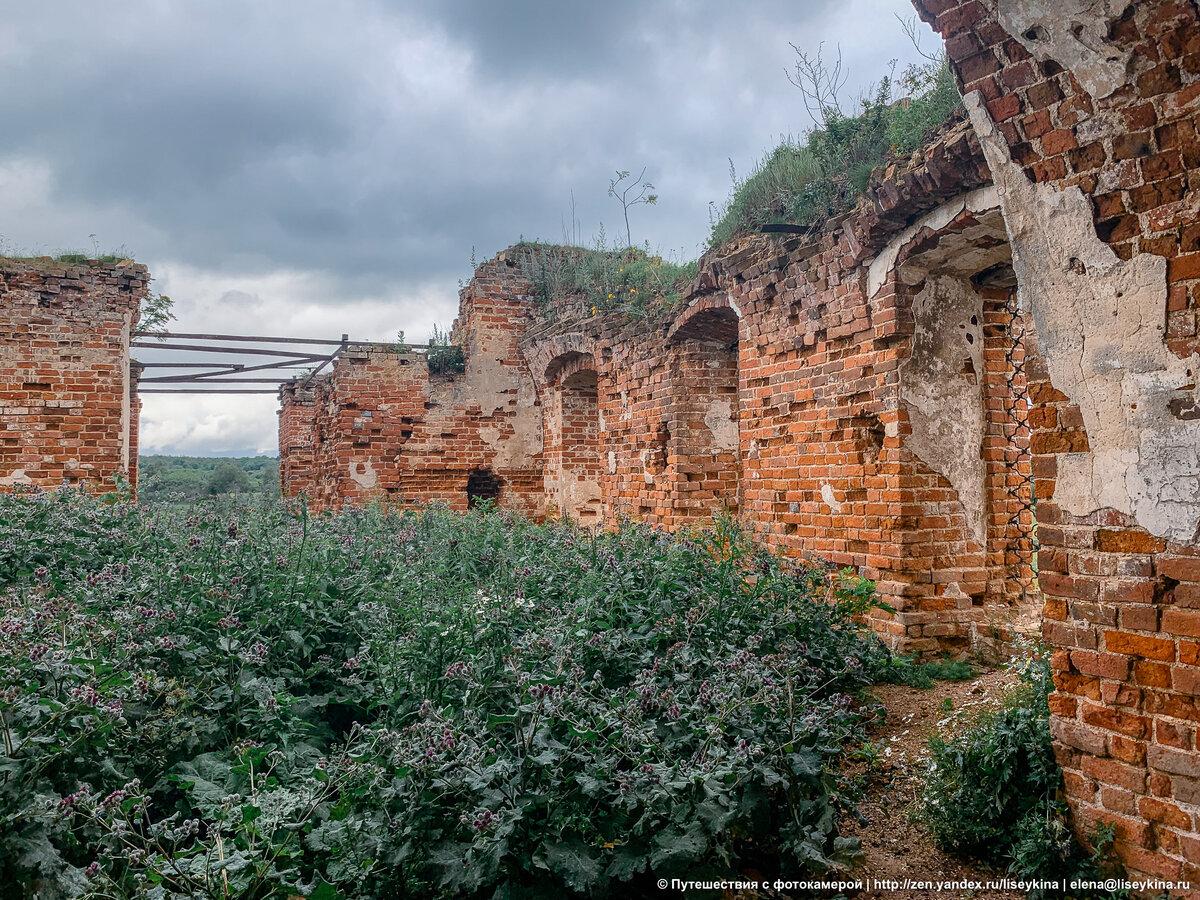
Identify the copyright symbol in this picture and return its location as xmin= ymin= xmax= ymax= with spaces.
xmin=657 ymin=879 xmax=668 ymax=890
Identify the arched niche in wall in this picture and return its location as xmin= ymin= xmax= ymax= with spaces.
xmin=665 ymin=298 xmax=742 ymax=517
xmin=872 ymin=186 xmax=1038 ymax=656
xmin=543 ymin=351 xmax=603 ymax=524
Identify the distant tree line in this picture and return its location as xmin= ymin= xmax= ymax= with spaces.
xmin=138 ymin=456 xmax=279 ymax=504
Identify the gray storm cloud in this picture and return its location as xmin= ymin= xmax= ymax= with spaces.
xmin=1 ymin=0 xmax=937 ymax=454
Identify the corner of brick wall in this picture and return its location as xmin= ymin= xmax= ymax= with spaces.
xmin=0 ymin=258 xmax=147 ymax=495
xmin=918 ymin=0 xmax=1200 ymax=887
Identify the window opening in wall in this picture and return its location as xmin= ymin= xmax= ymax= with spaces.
xmin=466 ymin=468 xmax=502 ymax=508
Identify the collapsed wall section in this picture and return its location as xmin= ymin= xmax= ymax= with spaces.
xmin=0 ymin=259 xmax=146 ymax=494
xmin=278 ymin=253 xmax=543 ymax=515
xmin=918 ymin=0 xmax=1200 ymax=887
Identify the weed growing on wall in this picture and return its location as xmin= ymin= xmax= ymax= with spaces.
xmin=427 ymin=323 xmax=466 ymax=375
xmin=0 ymin=491 xmax=897 ymax=899
xmin=708 ymin=57 xmax=962 ymax=248
xmin=913 ymin=648 xmax=1125 ymax=898
xmin=519 ymin=242 xmax=697 ymax=318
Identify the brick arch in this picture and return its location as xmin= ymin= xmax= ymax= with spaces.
xmin=667 ymin=294 xmax=740 ymax=345
xmin=545 ymin=350 xmax=597 ymax=387
xmin=523 ymin=333 xmax=599 ymax=390
xmin=866 ymin=186 xmax=1039 ymax=658
xmin=529 ymin=335 xmax=603 ymax=524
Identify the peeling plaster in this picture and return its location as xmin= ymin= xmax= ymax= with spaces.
xmin=450 ymin=339 xmax=542 ymax=464
xmin=703 ymin=399 xmax=739 ymax=452
xmin=820 ymin=483 xmax=843 ymax=513
xmin=997 ymin=0 xmax=1133 ymax=99
xmin=479 ymin=423 xmax=540 ymax=468
xmin=900 ymin=275 xmax=988 ymax=544
xmin=349 ymin=460 xmax=377 ymax=489
xmin=868 ymin=186 xmax=1000 ymax=299
xmin=967 ymin=91 xmax=1200 ymax=543
xmin=560 ymin=476 xmax=602 ymax=520
xmin=0 ymin=469 xmax=33 ymax=487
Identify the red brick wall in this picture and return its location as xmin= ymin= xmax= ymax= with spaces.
xmin=0 ymin=259 xmax=146 ymax=494
xmin=917 ymin=0 xmax=1200 ymax=888
xmin=278 ymin=253 xmax=543 ymax=515
xmin=284 ymin=120 xmax=1035 ymax=658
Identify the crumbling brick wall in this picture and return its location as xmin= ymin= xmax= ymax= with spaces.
xmin=916 ymin=0 xmax=1200 ymax=888
xmin=281 ymin=119 xmax=1037 ymax=658
xmin=521 ymin=280 xmax=742 ymax=530
xmin=0 ymin=258 xmax=146 ymax=494
xmin=513 ymin=118 xmax=1036 ymax=658
xmin=278 ymin=254 xmax=543 ymax=515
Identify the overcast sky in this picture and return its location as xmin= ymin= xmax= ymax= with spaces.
xmin=1 ymin=0 xmax=940 ymax=456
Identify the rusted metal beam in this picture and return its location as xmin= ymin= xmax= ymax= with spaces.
xmin=131 ymin=342 xmax=328 ymax=360
xmin=133 ymin=331 xmax=351 ymax=345
xmin=141 ymin=377 xmax=305 ymax=385
xmin=140 ymin=359 xmax=316 ymax=383
xmin=299 ymin=334 xmax=348 ymax=389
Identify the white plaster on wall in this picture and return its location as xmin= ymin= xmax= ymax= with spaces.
xmin=0 ymin=469 xmax=33 ymax=487
xmin=820 ymin=482 xmax=843 ymax=513
xmin=997 ymin=0 xmax=1133 ymax=100
xmin=704 ymin=399 xmax=739 ymax=452
xmin=966 ymin=91 xmax=1200 ymax=543
xmin=349 ymin=459 xmax=377 ymax=489
xmin=899 ymin=274 xmax=988 ymax=544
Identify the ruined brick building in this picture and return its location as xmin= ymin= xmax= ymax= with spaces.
xmin=276 ymin=1 xmax=1200 ymax=886
xmin=0 ymin=258 xmax=147 ymax=493
xmin=3 ymin=0 xmax=1200 ymax=889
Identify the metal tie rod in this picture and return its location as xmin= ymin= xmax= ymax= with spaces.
xmin=133 ymin=331 xmax=351 ymax=345
xmin=130 ymin=342 xmax=328 ymax=360
xmin=138 ymin=388 xmax=282 ymax=394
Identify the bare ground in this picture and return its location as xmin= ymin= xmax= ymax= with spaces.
xmin=837 ymin=667 xmax=1025 ymax=899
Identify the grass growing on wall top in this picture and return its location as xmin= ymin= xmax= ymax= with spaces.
xmin=519 ymin=242 xmax=698 ymax=319
xmin=708 ymin=58 xmax=962 ymax=249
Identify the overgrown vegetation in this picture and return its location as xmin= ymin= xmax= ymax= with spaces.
xmin=708 ymin=51 xmax=962 ymax=248
xmin=137 ymin=456 xmax=280 ymax=505
xmin=914 ymin=649 xmax=1125 ymax=898
xmin=426 ymin=323 xmax=466 ymax=376
xmin=878 ymin=653 xmax=977 ymax=690
xmin=0 ymin=492 xmax=898 ymax=899
xmin=137 ymin=292 xmax=175 ymax=334
xmin=519 ymin=241 xmax=697 ymax=318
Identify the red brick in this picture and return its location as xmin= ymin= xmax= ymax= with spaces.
xmin=1105 ymin=630 xmax=1177 ymax=661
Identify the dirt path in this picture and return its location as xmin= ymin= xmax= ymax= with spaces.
xmin=838 ymin=668 xmax=1026 ymax=900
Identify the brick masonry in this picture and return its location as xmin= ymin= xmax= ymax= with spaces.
xmin=282 ymin=115 xmax=1038 ymax=660
xmin=279 ymin=254 xmax=543 ymax=517
xmin=913 ymin=0 xmax=1200 ymax=890
xmin=276 ymin=2 xmax=1200 ymax=885
xmin=0 ymin=258 xmax=146 ymax=494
